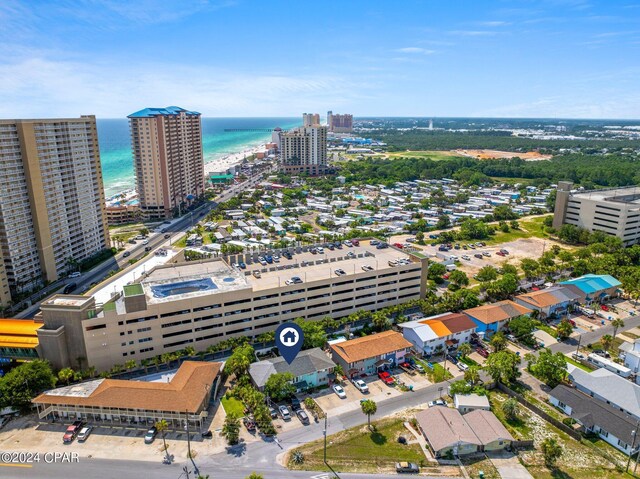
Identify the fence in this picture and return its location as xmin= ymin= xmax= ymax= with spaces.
xmin=497 ymin=383 xmax=583 ymax=441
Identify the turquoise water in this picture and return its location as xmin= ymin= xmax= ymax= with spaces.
xmin=97 ymin=117 xmax=300 ymax=198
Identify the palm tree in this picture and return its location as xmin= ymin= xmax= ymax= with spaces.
xmin=124 ymin=359 xmax=137 ymax=370
xmin=183 ymin=346 xmax=196 ymax=358
xmin=601 ymin=334 xmax=613 ymax=352
xmin=611 ymin=318 xmax=625 ymax=339
xmin=457 ymin=343 xmax=472 ymax=359
xmin=464 ymin=365 xmax=480 ymax=385
xmin=58 ymin=367 xmax=74 ymax=385
xmin=155 ymin=419 xmax=170 ymax=461
xmin=360 ymin=399 xmax=377 ymax=429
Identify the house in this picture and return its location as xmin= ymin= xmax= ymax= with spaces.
xmin=454 ymin=394 xmax=491 ymax=414
xmin=514 ymin=286 xmax=580 ymax=319
xmin=587 ymin=353 xmax=631 ymax=378
xmin=415 ymin=407 xmax=513 ymax=458
xmin=560 ymin=274 xmax=622 ymax=304
xmin=549 ymin=384 xmax=637 ymax=454
xmin=249 ymin=348 xmax=335 ymax=392
xmin=567 ymin=365 xmax=640 ymax=420
xmin=620 ymin=339 xmax=640 ymax=382
xmin=463 ymin=300 xmax=532 ymax=337
xmin=399 ymin=312 xmax=477 ymax=356
xmin=329 ymin=331 xmax=412 ymax=377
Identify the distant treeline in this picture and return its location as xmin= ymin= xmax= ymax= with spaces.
xmin=338 ymin=154 xmax=640 ymax=189
xmin=376 ymin=130 xmax=639 ymax=153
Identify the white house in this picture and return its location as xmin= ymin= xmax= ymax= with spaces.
xmin=400 ymin=312 xmax=477 ymax=356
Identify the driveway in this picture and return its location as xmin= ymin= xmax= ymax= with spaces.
xmin=487 ymin=451 xmax=533 ymax=479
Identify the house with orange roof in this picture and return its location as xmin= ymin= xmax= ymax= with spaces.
xmin=399 ymin=312 xmax=477 ymax=356
xmin=329 ymin=330 xmax=412 ymax=376
xmin=463 ymin=300 xmax=533 ymax=337
xmin=514 ymin=286 xmax=579 ymax=319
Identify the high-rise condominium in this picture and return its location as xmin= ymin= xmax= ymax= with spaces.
xmin=280 ymin=113 xmax=328 ymax=175
xmin=0 ymin=116 xmax=110 ymax=306
xmin=128 ymin=106 xmax=204 ymax=219
xmin=327 ymin=111 xmax=353 ymax=133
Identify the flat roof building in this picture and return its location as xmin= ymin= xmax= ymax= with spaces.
xmin=0 ymin=116 xmax=110 ymax=307
xmin=553 ymin=182 xmax=640 ymax=245
xmin=36 ymin=240 xmax=427 ymax=371
xmin=281 ymin=114 xmax=328 ymax=176
xmin=128 ymin=106 xmax=204 ymax=219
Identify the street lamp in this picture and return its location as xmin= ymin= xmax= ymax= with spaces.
xmin=627 ymin=425 xmax=638 ymax=473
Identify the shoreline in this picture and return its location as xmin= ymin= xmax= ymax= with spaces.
xmin=105 ymin=142 xmax=270 ymax=203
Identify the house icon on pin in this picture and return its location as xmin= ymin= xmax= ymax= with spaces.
xmin=280 ymin=328 xmax=298 ymax=346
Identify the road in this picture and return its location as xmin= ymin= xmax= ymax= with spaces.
xmin=0 ymin=380 xmax=454 ymax=479
xmin=15 ymin=170 xmax=270 ymax=319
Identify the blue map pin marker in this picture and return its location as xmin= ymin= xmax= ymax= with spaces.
xmin=275 ymin=322 xmax=305 ymax=364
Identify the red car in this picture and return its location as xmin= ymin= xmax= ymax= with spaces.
xmin=393 ymin=243 xmax=404 ymax=249
xmin=601 ymin=304 xmax=609 ymax=312
xmin=352 ymin=239 xmax=360 ymax=246
xmin=63 ymin=420 xmax=84 ymax=443
xmin=378 ymin=371 xmax=395 ymax=385
xmin=476 ymin=347 xmax=489 ymax=358
xmin=496 ymin=251 xmax=505 ymax=257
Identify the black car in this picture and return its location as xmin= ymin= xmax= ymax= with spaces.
xmin=123 ymin=251 xmax=131 ymax=258
xmin=164 ymin=234 xmax=171 ymax=239
xmin=144 ymin=246 xmax=152 ymax=252
xmin=289 ymin=397 xmax=301 ymax=411
xmin=63 ymin=283 xmax=76 ymax=294
xmin=201 ymin=430 xmax=212 ymax=438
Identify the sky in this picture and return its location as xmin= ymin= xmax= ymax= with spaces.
xmin=1 ymin=0 xmax=640 ymax=119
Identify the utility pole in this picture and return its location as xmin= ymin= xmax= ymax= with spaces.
xmin=627 ymin=423 xmax=638 ymax=473
xmin=575 ymin=335 xmax=582 ymax=359
xmin=323 ymin=415 xmax=341 ymax=479
xmin=185 ymin=411 xmax=200 ymax=477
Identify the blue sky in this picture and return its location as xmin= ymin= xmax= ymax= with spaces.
xmin=1 ymin=0 xmax=639 ymax=119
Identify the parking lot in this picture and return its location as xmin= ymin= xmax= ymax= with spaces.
xmin=0 ymin=414 xmax=224 ymax=463
xmin=312 ymin=370 xmax=434 ymax=415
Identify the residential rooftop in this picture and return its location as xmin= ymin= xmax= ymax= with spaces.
xmin=330 ymin=330 xmax=412 ymax=364
xmin=127 ymin=106 xmax=200 ymax=118
xmin=463 ymin=300 xmax=532 ymax=325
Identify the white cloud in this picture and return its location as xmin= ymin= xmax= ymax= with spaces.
xmin=0 ymin=55 xmax=364 ymax=118
xmin=395 ymin=47 xmax=435 ymax=54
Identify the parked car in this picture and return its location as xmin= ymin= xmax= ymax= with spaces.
xmin=238 ymin=262 xmax=246 ymax=269
xmin=507 ymin=334 xmax=517 ymax=342
xmin=353 ymin=378 xmax=369 ymax=393
xmin=63 ymin=420 xmax=84 ymax=443
xmin=461 ymin=254 xmax=471 ymax=260
xmin=296 ymin=409 xmax=310 ymax=424
xmin=77 ymin=426 xmax=93 ymax=442
xmin=476 ymin=347 xmax=489 ymax=358
xmin=411 ymin=361 xmax=425 ymax=373
xmin=378 ymin=371 xmax=395 ymax=385
xmin=279 ymin=405 xmax=292 ymax=421
xmin=352 ymin=239 xmax=360 ymax=246
xmin=269 ymin=407 xmax=278 ymax=419
xmin=593 ymin=349 xmax=611 ymax=359
xmin=458 ymin=362 xmax=469 ymax=371
xmin=396 ymin=462 xmax=420 ymax=473
xmin=333 ymin=385 xmax=347 ymax=399
xmin=144 ymin=426 xmax=157 ymax=444
xmin=474 ymin=253 xmax=483 ymax=259
xmin=243 ymin=417 xmax=256 ymax=432
xmin=500 ymin=248 xmax=509 ymax=255
xmin=482 ymin=251 xmax=491 ymax=257
xmin=253 ymin=271 xmax=261 ymax=278
xmin=428 ymin=399 xmax=447 ymax=408
xmin=572 ymin=353 xmax=586 ymax=361
xmin=289 ymin=397 xmax=301 ymax=411
xmin=335 ymin=268 xmax=346 ymax=276
xmin=361 ymin=265 xmax=374 ymax=271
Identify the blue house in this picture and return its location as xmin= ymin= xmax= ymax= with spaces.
xmin=560 ymin=274 xmax=622 ymax=304
xmin=463 ymin=300 xmax=533 ymax=337
xmin=249 ymin=348 xmax=335 ymax=392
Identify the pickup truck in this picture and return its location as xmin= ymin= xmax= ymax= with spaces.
xmin=378 ymin=371 xmax=395 ymax=385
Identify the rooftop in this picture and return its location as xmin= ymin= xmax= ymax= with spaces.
xmin=400 ymin=312 xmax=477 ymax=341
xmin=515 ymin=286 xmax=579 ymax=308
xmin=550 ymin=384 xmax=636 ymax=445
xmin=330 ymin=331 xmax=412 ymax=364
xmin=560 ymin=274 xmax=621 ymax=295
xmin=33 ymin=361 xmax=222 ymax=413
xmin=0 ymin=319 xmax=42 ymax=349
xmin=463 ymin=300 xmax=532 ymax=325
xmin=128 ymin=106 xmax=200 ymax=118
xmin=571 ymin=186 xmax=640 ymax=205
xmin=249 ymin=348 xmax=335 ymax=388
xmin=567 ymin=365 xmax=640 ymax=418
xmin=243 ymin=240 xmax=419 ymax=292
xmin=142 ymin=261 xmax=249 ymax=304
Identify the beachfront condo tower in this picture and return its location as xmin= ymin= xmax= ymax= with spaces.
xmin=0 ymin=116 xmax=110 ymax=307
xmin=280 ymin=113 xmax=328 ymax=175
xmin=327 ymin=111 xmax=353 ymax=133
xmin=128 ymin=106 xmax=204 ymax=219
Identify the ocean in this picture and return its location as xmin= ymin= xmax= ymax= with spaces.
xmin=97 ymin=117 xmax=300 ymax=198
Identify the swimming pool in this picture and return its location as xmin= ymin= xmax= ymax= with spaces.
xmin=151 ymin=278 xmax=217 ymax=298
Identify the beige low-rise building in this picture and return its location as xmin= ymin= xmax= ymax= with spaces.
xmin=36 ymin=241 xmax=428 ymax=371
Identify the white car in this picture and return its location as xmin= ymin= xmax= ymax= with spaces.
xmin=458 ymin=362 xmax=469 ymax=371
xmin=77 ymin=426 xmax=92 ymax=442
xmin=507 ymin=334 xmax=517 ymax=342
xmin=428 ymin=399 xmax=447 ymax=408
xmin=333 ymin=385 xmax=347 ymax=399
xmin=461 ymin=255 xmax=471 ymax=261
xmin=69 ymin=271 xmax=81 ymax=278
xmin=361 ymin=265 xmax=374 ymax=271
xmin=353 ymin=379 xmax=369 ymax=393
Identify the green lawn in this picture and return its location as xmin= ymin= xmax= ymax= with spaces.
xmin=483 ymin=215 xmax=552 ymax=246
xmin=385 ymin=150 xmax=466 ymax=161
xmin=459 ymin=356 xmax=479 ymax=367
xmin=288 ymin=418 xmax=427 ymax=473
xmin=566 ymin=356 xmax=594 ymax=372
xmin=221 ymin=396 xmax=245 ymax=417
